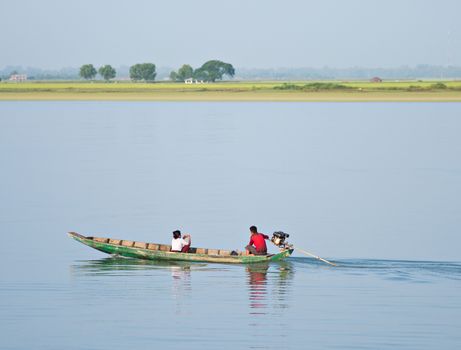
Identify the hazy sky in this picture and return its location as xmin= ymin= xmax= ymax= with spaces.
xmin=1 ymin=0 xmax=460 ymax=69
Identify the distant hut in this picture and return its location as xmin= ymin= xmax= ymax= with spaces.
xmin=184 ymin=78 xmax=204 ymax=84
xmin=370 ymin=77 xmax=382 ymax=83
xmin=9 ymin=74 xmax=27 ymax=82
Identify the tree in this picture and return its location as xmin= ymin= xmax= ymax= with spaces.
xmin=179 ymin=64 xmax=194 ymax=81
xmin=98 ymin=65 xmax=116 ymax=81
xmin=79 ymin=64 xmax=97 ymax=80
xmin=129 ymin=63 xmax=156 ymax=81
xmin=169 ymin=71 xmax=178 ymax=81
xmin=170 ymin=64 xmax=194 ymax=82
xmin=193 ymin=60 xmax=235 ymax=82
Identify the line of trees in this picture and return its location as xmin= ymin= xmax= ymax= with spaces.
xmin=80 ymin=63 xmax=157 ymax=81
xmin=79 ymin=64 xmax=116 ymax=81
xmin=170 ymin=60 xmax=235 ymax=82
xmin=79 ymin=60 xmax=235 ymax=82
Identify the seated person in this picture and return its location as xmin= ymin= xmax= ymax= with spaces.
xmin=245 ymin=225 xmax=269 ymax=255
xmin=181 ymin=233 xmax=191 ymax=253
xmin=171 ymin=230 xmax=191 ymax=253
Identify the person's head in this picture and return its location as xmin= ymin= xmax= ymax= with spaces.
xmin=173 ymin=230 xmax=181 ymax=239
xmin=249 ymin=226 xmax=258 ymax=234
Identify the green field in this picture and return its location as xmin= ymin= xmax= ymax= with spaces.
xmin=1 ymin=80 xmax=460 ymax=101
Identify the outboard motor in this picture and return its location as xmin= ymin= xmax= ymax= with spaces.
xmin=271 ymin=231 xmax=292 ymax=249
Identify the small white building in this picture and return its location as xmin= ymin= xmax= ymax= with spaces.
xmin=9 ymin=74 xmax=27 ymax=82
xmin=184 ymin=78 xmax=205 ymax=84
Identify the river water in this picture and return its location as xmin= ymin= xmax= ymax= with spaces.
xmin=0 ymin=102 xmax=460 ymax=349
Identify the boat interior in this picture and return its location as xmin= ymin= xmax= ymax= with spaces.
xmin=80 ymin=233 xmax=242 ymax=256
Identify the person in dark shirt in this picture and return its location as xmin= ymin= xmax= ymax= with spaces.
xmin=245 ymin=226 xmax=269 ymax=255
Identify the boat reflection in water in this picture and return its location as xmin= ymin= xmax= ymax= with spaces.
xmin=71 ymin=257 xmax=294 ymax=322
xmin=246 ymin=261 xmax=294 ymax=314
xmin=246 ymin=264 xmax=270 ymax=312
xmin=70 ymin=256 xmax=193 ymax=275
xmin=245 ymin=261 xmax=294 ymax=347
xmin=170 ymin=264 xmax=192 ymax=315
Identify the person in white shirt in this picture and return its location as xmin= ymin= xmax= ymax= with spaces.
xmin=171 ymin=230 xmax=191 ymax=253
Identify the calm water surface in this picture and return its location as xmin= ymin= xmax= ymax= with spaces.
xmin=0 ymin=102 xmax=460 ymax=349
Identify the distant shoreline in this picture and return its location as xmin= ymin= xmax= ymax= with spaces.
xmin=1 ymin=81 xmax=460 ymax=102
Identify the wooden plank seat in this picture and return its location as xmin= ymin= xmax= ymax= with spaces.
xmin=93 ymin=237 xmax=109 ymax=243
xmin=121 ymin=240 xmax=135 ymax=247
xmin=134 ymin=242 xmax=147 ymax=249
xmin=147 ymin=243 xmax=159 ymax=250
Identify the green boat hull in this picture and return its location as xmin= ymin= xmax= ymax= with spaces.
xmin=68 ymin=232 xmax=293 ymax=264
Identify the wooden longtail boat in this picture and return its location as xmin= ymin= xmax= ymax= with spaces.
xmin=68 ymin=232 xmax=294 ymax=264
